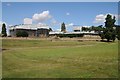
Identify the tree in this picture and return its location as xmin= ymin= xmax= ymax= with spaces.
xmin=111 ymin=29 xmax=116 ymax=42
xmin=91 ymin=25 xmax=103 ymax=33
xmin=61 ymin=22 xmax=66 ymax=32
xmin=1 ymin=23 xmax=7 ymax=37
xmin=115 ymin=25 xmax=120 ymax=40
xmin=82 ymin=27 xmax=89 ymax=32
xmin=100 ymin=33 xmax=105 ymax=40
xmin=49 ymin=28 xmax=52 ymax=32
xmin=104 ymin=29 xmax=112 ymax=42
xmin=100 ymin=14 xmax=116 ymax=42
xmin=105 ymin=14 xmax=115 ymax=28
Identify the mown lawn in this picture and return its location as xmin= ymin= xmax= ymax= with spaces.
xmin=2 ymin=39 xmax=118 ymax=78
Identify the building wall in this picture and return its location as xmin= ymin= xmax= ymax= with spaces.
xmin=10 ymin=29 xmax=17 ymax=37
xmin=37 ymin=29 xmax=49 ymax=37
xmin=26 ymin=30 xmax=36 ymax=37
xmin=10 ymin=29 xmax=49 ymax=37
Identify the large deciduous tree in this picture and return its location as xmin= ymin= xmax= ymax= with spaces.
xmin=115 ymin=25 xmax=120 ymax=40
xmin=101 ymin=14 xmax=116 ymax=42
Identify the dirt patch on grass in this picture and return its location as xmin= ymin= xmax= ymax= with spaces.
xmin=2 ymin=48 xmax=8 ymax=51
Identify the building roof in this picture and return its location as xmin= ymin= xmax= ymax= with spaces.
xmin=49 ymin=31 xmax=64 ymax=34
xmin=49 ymin=31 xmax=98 ymax=35
xmin=9 ymin=24 xmax=50 ymax=30
xmin=73 ymin=27 xmax=82 ymax=30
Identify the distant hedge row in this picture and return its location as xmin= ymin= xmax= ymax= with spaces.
xmin=50 ymin=34 xmax=84 ymax=38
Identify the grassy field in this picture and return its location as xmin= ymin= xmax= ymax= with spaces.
xmin=2 ymin=39 xmax=118 ymax=78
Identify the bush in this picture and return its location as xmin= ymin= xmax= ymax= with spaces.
xmin=16 ymin=31 xmax=28 ymax=37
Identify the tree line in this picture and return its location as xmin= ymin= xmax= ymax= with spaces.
xmin=81 ymin=25 xmax=103 ymax=32
xmin=61 ymin=14 xmax=120 ymax=42
xmin=1 ymin=14 xmax=120 ymax=42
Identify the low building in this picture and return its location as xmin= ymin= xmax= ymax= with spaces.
xmin=73 ymin=26 xmax=82 ymax=32
xmin=9 ymin=24 xmax=50 ymax=37
xmin=49 ymin=31 xmax=99 ymax=38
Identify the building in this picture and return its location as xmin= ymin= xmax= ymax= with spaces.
xmin=9 ymin=24 xmax=50 ymax=37
xmin=9 ymin=24 xmax=99 ymax=38
xmin=73 ymin=26 xmax=82 ymax=32
xmin=49 ymin=31 xmax=100 ymax=38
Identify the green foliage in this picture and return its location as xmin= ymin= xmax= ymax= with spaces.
xmin=100 ymin=32 xmax=105 ymax=40
xmin=82 ymin=25 xmax=103 ymax=33
xmin=58 ymin=34 xmax=84 ymax=38
xmin=104 ymin=30 xmax=112 ymax=42
xmin=111 ymin=29 xmax=116 ymax=42
xmin=61 ymin=22 xmax=66 ymax=32
xmin=91 ymin=25 xmax=103 ymax=32
xmin=16 ymin=31 xmax=21 ymax=37
xmin=49 ymin=28 xmax=53 ymax=32
xmin=115 ymin=25 xmax=120 ymax=40
xmin=82 ymin=27 xmax=89 ymax=32
xmin=1 ymin=23 xmax=7 ymax=37
xmin=16 ymin=31 xmax=28 ymax=37
xmin=105 ymin=14 xmax=116 ymax=28
xmin=100 ymin=14 xmax=116 ymax=42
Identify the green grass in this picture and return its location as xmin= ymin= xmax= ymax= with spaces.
xmin=0 ymin=52 xmax=1 ymax=78
xmin=2 ymin=39 xmax=118 ymax=78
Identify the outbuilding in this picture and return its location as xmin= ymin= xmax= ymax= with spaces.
xmin=9 ymin=24 xmax=50 ymax=37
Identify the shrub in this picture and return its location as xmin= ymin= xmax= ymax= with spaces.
xmin=16 ymin=31 xmax=28 ymax=37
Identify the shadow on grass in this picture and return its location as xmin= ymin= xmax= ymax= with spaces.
xmin=2 ymin=48 xmax=8 ymax=51
xmin=96 ymin=40 xmax=114 ymax=43
xmin=100 ymin=40 xmax=113 ymax=42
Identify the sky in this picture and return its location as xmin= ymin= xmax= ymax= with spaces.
xmin=1 ymin=0 xmax=120 ymax=2
xmin=1 ymin=2 xmax=118 ymax=33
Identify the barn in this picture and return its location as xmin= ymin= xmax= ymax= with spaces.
xmin=9 ymin=24 xmax=50 ymax=37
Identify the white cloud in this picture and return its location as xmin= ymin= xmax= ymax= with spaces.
xmin=66 ymin=12 xmax=70 ymax=16
xmin=94 ymin=14 xmax=106 ymax=24
xmin=66 ymin=23 xmax=74 ymax=27
xmin=38 ymin=22 xmax=48 ymax=26
xmin=24 ymin=18 xmax=32 ymax=24
xmin=114 ymin=14 xmax=120 ymax=20
xmin=56 ymin=29 xmax=61 ymax=32
xmin=82 ymin=26 xmax=91 ymax=28
xmin=51 ymin=19 xmax=58 ymax=25
xmin=32 ymin=10 xmax=52 ymax=22
xmin=68 ymin=23 xmax=74 ymax=26
xmin=94 ymin=13 xmax=119 ymax=24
